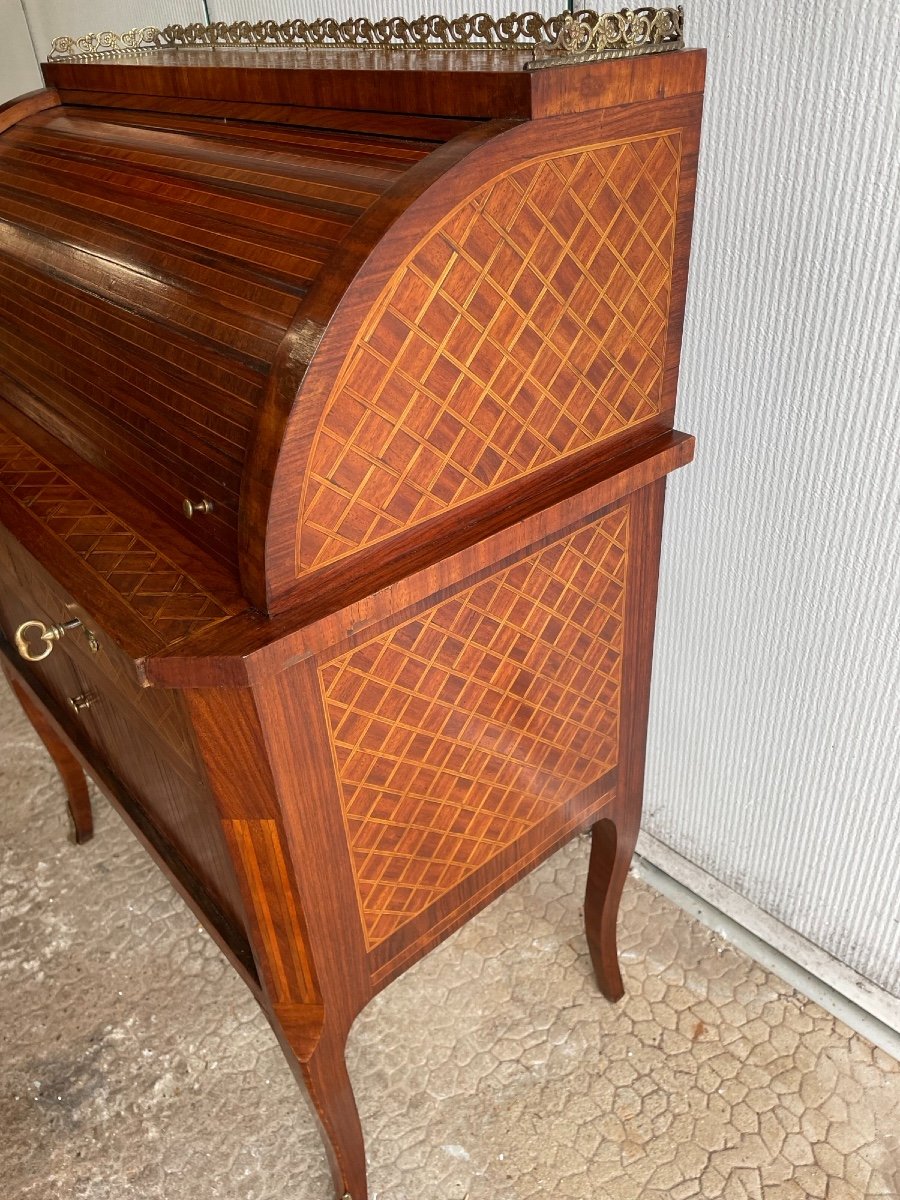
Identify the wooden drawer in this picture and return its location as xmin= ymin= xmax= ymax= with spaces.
xmin=0 ymin=524 xmax=187 ymax=750
xmin=0 ymin=532 xmax=246 ymax=933
xmin=0 ymin=530 xmax=107 ymax=715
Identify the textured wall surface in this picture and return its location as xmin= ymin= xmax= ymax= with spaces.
xmin=11 ymin=0 xmax=527 ymax=63
xmin=17 ymin=0 xmax=206 ymax=66
xmin=0 ymin=2 xmax=897 ymax=999
xmin=644 ymin=0 xmax=900 ymax=998
xmin=207 ymin=0 xmax=517 ymax=18
xmin=0 ymin=1 xmax=40 ymax=100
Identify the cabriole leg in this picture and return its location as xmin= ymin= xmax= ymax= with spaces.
xmin=186 ymin=674 xmax=392 ymax=1200
xmin=4 ymin=669 xmax=93 ymax=844
xmin=275 ymin=1018 xmax=367 ymax=1200
xmin=584 ymin=810 xmax=636 ymax=1002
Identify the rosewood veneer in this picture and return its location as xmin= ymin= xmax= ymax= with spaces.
xmin=0 ymin=31 xmax=704 ymax=1198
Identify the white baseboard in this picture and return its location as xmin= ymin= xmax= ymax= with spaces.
xmin=634 ymin=831 xmax=900 ymax=1062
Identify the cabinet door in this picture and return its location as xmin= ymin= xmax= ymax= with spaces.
xmin=0 ymin=529 xmax=246 ymax=935
xmin=62 ymin=644 xmax=247 ymax=934
xmin=0 ymin=548 xmax=89 ymax=716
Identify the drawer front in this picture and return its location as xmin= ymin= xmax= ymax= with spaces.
xmin=0 ymin=525 xmax=191 ymax=762
xmin=0 ymin=578 xmax=85 ymax=720
xmin=0 ymin=532 xmax=103 ymax=716
xmin=0 ymin=532 xmax=246 ymax=933
xmin=64 ymin=647 xmax=246 ymax=935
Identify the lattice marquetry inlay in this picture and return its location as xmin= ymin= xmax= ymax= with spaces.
xmin=319 ymin=509 xmax=629 ymax=948
xmin=0 ymin=427 xmax=232 ymax=645
xmin=299 ymin=132 xmax=679 ymax=572
xmin=223 ymin=818 xmax=318 ymax=1006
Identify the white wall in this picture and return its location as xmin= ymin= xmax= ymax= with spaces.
xmin=206 ymin=0 xmax=516 ymax=15
xmin=18 ymin=0 xmax=205 ymax=67
xmin=645 ymin=0 xmax=900 ymax=999
xmin=1 ymin=2 xmax=897 ymax=1001
xmin=6 ymin=0 xmax=517 ymax=68
xmin=0 ymin=0 xmax=40 ymax=101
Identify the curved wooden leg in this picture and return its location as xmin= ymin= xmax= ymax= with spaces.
xmin=5 ymin=672 xmax=93 ymax=844
xmin=584 ymin=811 xmax=636 ymax=1002
xmin=190 ymin=687 xmax=369 ymax=1199
xmin=303 ymin=1028 xmax=367 ymax=1200
xmin=274 ymin=1016 xmax=367 ymax=1200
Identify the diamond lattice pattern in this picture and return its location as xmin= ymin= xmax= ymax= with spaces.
xmin=319 ymin=509 xmax=629 ymax=949
xmin=0 ymin=430 xmax=229 ymax=644
xmin=300 ymin=133 xmax=679 ymax=572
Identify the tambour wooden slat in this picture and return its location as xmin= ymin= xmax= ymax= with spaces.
xmin=0 ymin=392 xmax=242 ymax=574
xmin=1 ymin=143 xmax=359 ymax=248
xmin=0 ymin=142 xmax=348 ymax=254
xmin=0 ymin=174 xmax=326 ymax=295
xmin=0 ymin=331 xmax=246 ymax=482
xmin=40 ymin=107 xmax=421 ymax=174
xmin=0 ymin=253 xmax=264 ymax=406
xmin=64 ymin=106 xmax=442 ymax=164
xmin=0 ymin=243 xmax=278 ymax=398
xmin=20 ymin=115 xmax=403 ymax=209
xmin=0 ymin=210 xmax=297 ymax=339
xmin=0 ymin=308 xmax=253 ymax=460
xmin=51 ymin=90 xmax=483 ymax=141
xmin=0 ymin=100 xmax=452 ymax=569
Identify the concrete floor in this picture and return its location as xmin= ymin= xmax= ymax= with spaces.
xmin=2 ymin=678 xmax=899 ymax=1200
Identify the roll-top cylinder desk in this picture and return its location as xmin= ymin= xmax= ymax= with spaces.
xmin=0 ymin=13 xmax=704 ymax=1197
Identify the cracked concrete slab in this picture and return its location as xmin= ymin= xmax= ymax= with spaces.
xmin=2 ymin=678 xmax=899 ymax=1199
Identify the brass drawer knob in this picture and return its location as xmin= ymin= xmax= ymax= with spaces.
xmin=14 ymin=617 xmax=81 ymax=662
xmin=182 ymin=497 xmax=214 ymax=519
xmin=67 ymin=692 xmax=97 ymax=713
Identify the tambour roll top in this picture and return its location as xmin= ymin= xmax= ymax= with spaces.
xmin=0 ymin=40 xmax=705 ymax=621
xmin=0 ymin=96 xmax=453 ymax=576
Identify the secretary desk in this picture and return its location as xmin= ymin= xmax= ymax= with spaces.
xmin=0 ymin=10 xmax=704 ymax=1196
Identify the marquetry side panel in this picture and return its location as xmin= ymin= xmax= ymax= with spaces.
xmin=318 ymin=506 xmax=629 ymax=948
xmin=298 ymin=132 xmax=680 ymax=573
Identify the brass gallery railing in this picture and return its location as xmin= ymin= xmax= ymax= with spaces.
xmin=48 ymin=7 xmax=685 ymax=70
